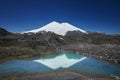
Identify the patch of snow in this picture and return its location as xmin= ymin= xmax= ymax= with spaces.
xmin=59 ymin=37 xmax=64 ymax=40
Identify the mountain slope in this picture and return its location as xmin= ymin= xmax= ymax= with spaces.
xmin=23 ymin=21 xmax=87 ymax=36
xmin=0 ymin=27 xmax=11 ymax=36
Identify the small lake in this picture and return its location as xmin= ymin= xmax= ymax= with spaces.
xmin=0 ymin=52 xmax=120 ymax=77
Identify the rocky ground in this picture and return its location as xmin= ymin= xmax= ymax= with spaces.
xmin=56 ymin=43 xmax=120 ymax=65
xmin=0 ymin=27 xmax=120 ymax=66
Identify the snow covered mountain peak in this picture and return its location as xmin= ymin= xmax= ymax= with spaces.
xmin=23 ymin=21 xmax=87 ymax=36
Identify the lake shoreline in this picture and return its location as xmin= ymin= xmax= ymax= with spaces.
xmin=0 ymin=52 xmax=119 ymax=67
xmin=0 ymin=53 xmax=120 ymax=80
xmin=0 ymin=70 xmax=117 ymax=80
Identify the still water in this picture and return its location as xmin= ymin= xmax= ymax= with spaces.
xmin=0 ymin=52 xmax=120 ymax=77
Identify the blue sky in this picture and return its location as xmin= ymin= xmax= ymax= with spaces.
xmin=0 ymin=0 xmax=120 ymax=34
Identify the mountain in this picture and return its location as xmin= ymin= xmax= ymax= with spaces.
xmin=22 ymin=21 xmax=87 ymax=36
xmin=0 ymin=27 xmax=11 ymax=36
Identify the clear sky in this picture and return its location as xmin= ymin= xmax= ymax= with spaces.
xmin=0 ymin=0 xmax=120 ymax=34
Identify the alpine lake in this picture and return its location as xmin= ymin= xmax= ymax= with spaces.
xmin=0 ymin=52 xmax=120 ymax=77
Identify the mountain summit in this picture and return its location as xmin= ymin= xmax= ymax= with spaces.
xmin=23 ymin=21 xmax=87 ymax=36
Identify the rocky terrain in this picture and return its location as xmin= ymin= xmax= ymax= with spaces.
xmin=0 ymin=27 xmax=120 ymax=65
